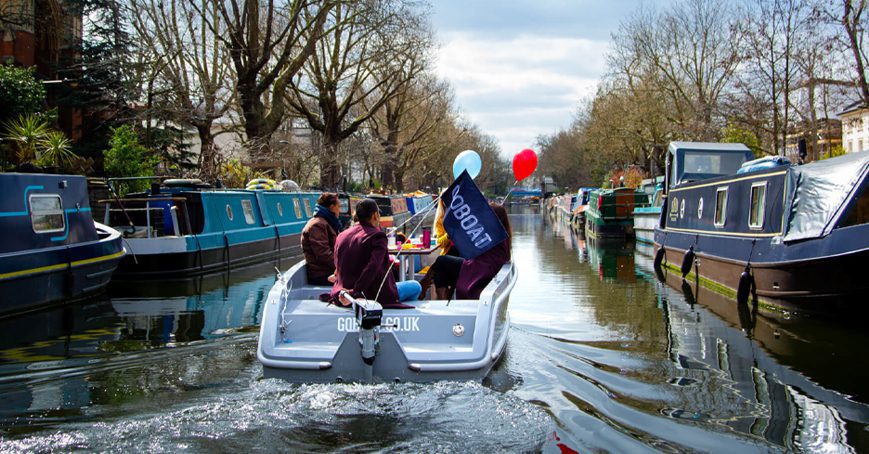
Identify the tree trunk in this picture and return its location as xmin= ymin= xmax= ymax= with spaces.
xmin=845 ymin=0 xmax=869 ymax=105
xmin=319 ymin=140 xmax=340 ymax=190
xmin=196 ymin=123 xmax=215 ymax=179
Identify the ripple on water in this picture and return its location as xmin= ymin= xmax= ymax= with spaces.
xmin=0 ymin=380 xmax=552 ymax=453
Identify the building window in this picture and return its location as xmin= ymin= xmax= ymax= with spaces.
xmin=30 ymin=194 xmax=65 ymax=233
xmin=860 ymin=140 xmax=864 ymax=152
xmin=241 ymin=199 xmax=256 ymax=224
xmin=749 ymin=182 xmax=767 ymax=230
xmin=293 ymin=199 xmax=302 ymax=218
xmin=714 ymin=187 xmax=728 ymax=228
xmin=303 ymin=199 xmax=313 ymax=217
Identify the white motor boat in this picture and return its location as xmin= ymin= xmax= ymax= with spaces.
xmin=257 ymin=260 xmax=516 ymax=383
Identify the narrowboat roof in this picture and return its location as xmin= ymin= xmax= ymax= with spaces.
xmin=668 ymin=141 xmax=754 ymax=186
xmin=667 ymin=141 xmax=754 ymax=154
xmin=783 ymin=150 xmax=869 ymax=242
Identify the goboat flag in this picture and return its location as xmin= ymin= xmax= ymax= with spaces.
xmin=441 ymin=170 xmax=507 ymax=259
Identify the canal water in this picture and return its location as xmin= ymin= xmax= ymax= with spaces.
xmin=1 ymin=207 xmax=867 ymax=452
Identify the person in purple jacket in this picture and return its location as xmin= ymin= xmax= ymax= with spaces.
xmin=330 ymin=198 xmax=421 ymax=306
xmin=429 ymin=203 xmax=512 ymax=300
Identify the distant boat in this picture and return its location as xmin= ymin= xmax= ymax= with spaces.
xmin=585 ymin=187 xmax=649 ymax=239
xmin=99 ymin=179 xmax=320 ymax=280
xmin=0 ymin=173 xmax=125 ymax=315
xmin=365 ymin=194 xmax=411 ymax=229
xmin=633 ymin=178 xmax=664 ymax=245
xmin=654 ymin=142 xmax=869 ymax=311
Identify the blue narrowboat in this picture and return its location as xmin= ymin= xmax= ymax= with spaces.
xmin=0 ymin=173 xmax=125 ymax=314
xmin=100 ymin=180 xmax=321 ymax=279
xmin=654 ymin=142 xmax=869 ymax=311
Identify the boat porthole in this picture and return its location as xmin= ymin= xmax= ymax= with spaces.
xmin=679 ymin=199 xmax=685 ymax=219
xmin=277 ymin=202 xmax=283 ymax=217
xmin=394 ymin=377 xmax=402 ymax=383
xmin=226 ymin=204 xmax=233 ymax=221
xmin=697 ymin=198 xmax=704 ymax=219
xmin=453 ymin=323 xmax=465 ymax=337
xmin=335 ymin=376 xmax=344 ymax=383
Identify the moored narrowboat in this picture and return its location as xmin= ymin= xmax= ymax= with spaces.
xmin=584 ymin=187 xmax=648 ymax=239
xmin=366 ymin=194 xmax=410 ymax=229
xmin=0 ymin=173 xmax=125 ymax=314
xmin=100 ymin=179 xmax=320 ymax=279
xmin=633 ymin=179 xmax=664 ymax=245
xmin=654 ymin=141 xmax=869 ymax=312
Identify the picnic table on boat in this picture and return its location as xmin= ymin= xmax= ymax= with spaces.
xmin=388 ymin=244 xmax=441 ymax=282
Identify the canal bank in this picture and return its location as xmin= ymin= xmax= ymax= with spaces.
xmin=0 ymin=207 xmax=867 ymax=452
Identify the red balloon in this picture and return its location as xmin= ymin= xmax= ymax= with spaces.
xmin=512 ymin=148 xmax=538 ymax=181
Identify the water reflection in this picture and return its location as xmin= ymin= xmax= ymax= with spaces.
xmin=0 ymin=262 xmax=279 ymax=435
xmin=536 ymin=211 xmax=869 ymax=452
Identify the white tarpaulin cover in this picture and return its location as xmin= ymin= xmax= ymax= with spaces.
xmin=783 ymin=151 xmax=869 ymax=242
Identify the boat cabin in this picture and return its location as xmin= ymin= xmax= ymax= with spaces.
xmin=666 ymin=142 xmax=754 ymax=190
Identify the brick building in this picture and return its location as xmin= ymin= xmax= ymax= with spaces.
xmin=1 ymin=0 xmax=82 ymax=139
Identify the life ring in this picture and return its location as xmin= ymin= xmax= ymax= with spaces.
xmin=246 ymin=178 xmax=276 ymax=187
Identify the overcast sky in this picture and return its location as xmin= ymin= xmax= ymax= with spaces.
xmin=431 ymin=0 xmax=661 ymax=157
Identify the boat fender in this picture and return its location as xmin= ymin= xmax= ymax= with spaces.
xmin=653 ymin=247 xmax=665 ymax=270
xmin=680 ymin=246 xmax=695 ymax=278
xmin=736 ymin=266 xmax=754 ymax=306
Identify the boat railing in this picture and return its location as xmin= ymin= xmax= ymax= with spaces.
xmin=98 ymin=197 xmax=192 ymax=239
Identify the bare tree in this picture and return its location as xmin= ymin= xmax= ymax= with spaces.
xmin=130 ymin=0 xmax=235 ymax=177
xmin=367 ymin=74 xmax=451 ymax=190
xmin=285 ymin=0 xmax=428 ymax=189
xmin=842 ymin=0 xmax=869 ymax=104
xmin=194 ymin=0 xmax=333 ymax=154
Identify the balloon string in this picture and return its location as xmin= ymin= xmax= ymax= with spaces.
xmin=500 ymin=180 xmax=520 ymax=206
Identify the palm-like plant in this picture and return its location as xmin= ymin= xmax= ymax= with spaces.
xmin=4 ymin=114 xmax=49 ymax=162
xmin=38 ymin=130 xmax=79 ymax=168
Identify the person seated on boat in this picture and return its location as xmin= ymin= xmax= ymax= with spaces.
xmin=331 ymin=198 xmax=422 ymax=306
xmin=302 ymin=192 xmax=342 ymax=286
xmin=418 ymin=196 xmax=461 ymax=298
xmin=428 ymin=203 xmax=512 ymax=300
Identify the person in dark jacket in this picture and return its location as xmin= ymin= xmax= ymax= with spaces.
xmin=302 ymin=192 xmax=342 ymax=285
xmin=331 ymin=198 xmax=421 ymax=306
xmin=430 ymin=203 xmax=511 ymax=300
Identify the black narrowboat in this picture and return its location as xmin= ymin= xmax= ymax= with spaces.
xmin=654 ymin=142 xmax=869 ymax=312
xmin=0 ymin=173 xmax=125 ymax=315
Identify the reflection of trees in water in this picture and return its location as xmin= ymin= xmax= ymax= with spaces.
xmin=537 ymin=214 xmax=866 ymax=451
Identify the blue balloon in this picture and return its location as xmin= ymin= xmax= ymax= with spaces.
xmin=452 ymin=150 xmax=482 ymax=180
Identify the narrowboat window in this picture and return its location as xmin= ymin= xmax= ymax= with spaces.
xmin=241 ymin=199 xmax=256 ymax=224
xmin=226 ymin=204 xmax=233 ymax=221
xmin=339 ymin=197 xmax=349 ymax=213
xmin=837 ymin=182 xmax=869 ymax=228
xmin=303 ymin=199 xmax=313 ymax=217
xmin=277 ymin=202 xmax=283 ymax=217
xmin=749 ymin=182 xmax=766 ymax=229
xmin=30 ymin=194 xmax=65 ymax=233
xmin=714 ymin=187 xmax=728 ymax=227
xmin=293 ymin=199 xmax=302 ymax=218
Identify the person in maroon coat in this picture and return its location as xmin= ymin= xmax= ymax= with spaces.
xmin=430 ymin=203 xmax=512 ymax=300
xmin=301 ymin=193 xmax=341 ymax=286
xmin=330 ymin=198 xmax=421 ymax=306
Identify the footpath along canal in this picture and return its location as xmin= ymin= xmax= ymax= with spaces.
xmin=1 ymin=206 xmax=867 ymax=452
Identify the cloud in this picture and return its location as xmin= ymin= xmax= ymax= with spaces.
xmin=434 ymin=32 xmax=606 ymax=155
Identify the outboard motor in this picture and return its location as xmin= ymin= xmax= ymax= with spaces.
xmin=340 ymin=291 xmax=383 ymax=365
